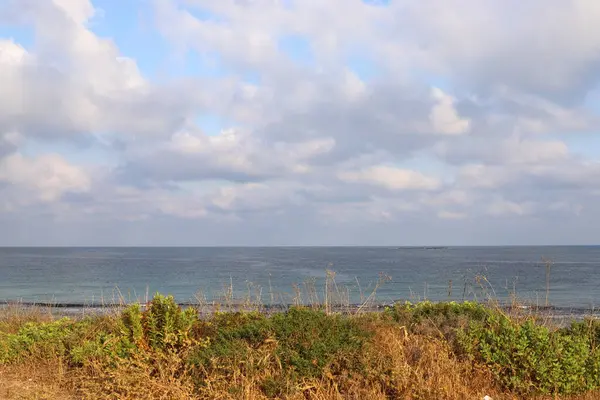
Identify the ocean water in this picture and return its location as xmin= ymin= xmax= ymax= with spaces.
xmin=1 ymin=246 xmax=599 ymax=310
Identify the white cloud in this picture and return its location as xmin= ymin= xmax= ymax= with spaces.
xmin=209 ymin=183 xmax=301 ymax=213
xmin=52 ymin=0 xmax=95 ymax=24
xmin=486 ymin=199 xmax=534 ymax=217
xmin=391 ymin=0 xmax=600 ymax=102
xmin=457 ymin=164 xmax=511 ymax=189
xmin=157 ymin=201 xmax=207 ymax=219
xmin=338 ymin=165 xmax=440 ymax=191
xmin=122 ymin=128 xmax=336 ymax=184
xmin=0 ymin=1 xmax=197 ymax=143
xmin=437 ymin=137 xmax=569 ymax=166
xmin=342 ymin=69 xmax=367 ymax=100
xmin=0 ymin=153 xmax=90 ymax=202
xmin=430 ymin=87 xmax=471 ymax=135
xmin=1 ymin=0 xmax=600 ymax=244
xmin=424 ymin=190 xmax=473 ymax=207
xmin=437 ymin=210 xmax=467 ymax=220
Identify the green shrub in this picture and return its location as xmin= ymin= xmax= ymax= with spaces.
xmin=188 ymin=312 xmax=272 ymax=369
xmin=7 ymin=294 xmax=600 ymax=399
xmin=216 ymin=313 xmax=271 ymax=345
xmin=387 ymin=301 xmax=489 ymax=328
xmin=143 ymin=294 xmax=198 ymax=351
xmin=69 ymin=330 xmax=127 ymax=365
xmin=121 ymin=303 xmax=144 ymax=345
xmin=385 ymin=301 xmax=490 ymax=350
xmin=384 ymin=301 xmax=600 ymax=395
xmin=0 ymin=317 xmax=91 ymax=363
xmin=569 ymin=319 xmax=600 ymax=387
xmin=70 ymin=297 xmax=203 ymax=369
xmin=459 ymin=311 xmax=599 ymax=395
xmin=270 ymin=307 xmax=369 ymax=378
xmin=1 ymin=294 xmax=202 ymax=367
xmin=188 ymin=307 xmax=370 ymax=385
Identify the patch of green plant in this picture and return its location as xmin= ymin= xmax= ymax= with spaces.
xmin=188 ymin=307 xmax=370 ymax=388
xmin=121 ymin=303 xmax=144 ymax=345
xmin=189 ymin=312 xmax=269 ymax=366
xmin=383 ymin=301 xmax=600 ymax=395
xmin=260 ymin=376 xmax=291 ymax=398
xmin=143 ymin=294 xmax=198 ymax=351
xmin=0 ymin=294 xmax=204 ymax=367
xmin=0 ymin=317 xmax=94 ymax=363
xmin=270 ymin=307 xmax=370 ymax=378
xmin=459 ymin=311 xmax=600 ymax=395
xmin=71 ymin=295 xmax=203 ymax=365
xmin=211 ymin=311 xmax=270 ymax=344
xmin=568 ymin=319 xmax=600 ymax=387
xmin=387 ymin=301 xmax=489 ymax=327
xmin=188 ymin=311 xmax=270 ymax=365
xmin=385 ymin=301 xmax=490 ymax=348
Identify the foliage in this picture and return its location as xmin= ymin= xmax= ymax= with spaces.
xmin=71 ymin=295 xmax=204 ymax=366
xmin=270 ymin=307 xmax=369 ymax=377
xmin=189 ymin=307 xmax=370 ymax=385
xmin=3 ymin=295 xmax=600 ymax=399
xmin=1 ymin=294 xmax=203 ymax=367
xmin=143 ymin=294 xmax=198 ymax=350
xmin=386 ymin=300 xmax=489 ymax=328
xmin=0 ymin=318 xmax=76 ymax=362
xmin=460 ymin=311 xmax=600 ymax=395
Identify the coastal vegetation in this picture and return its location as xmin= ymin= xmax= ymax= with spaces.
xmin=2 ymin=293 xmax=600 ymax=399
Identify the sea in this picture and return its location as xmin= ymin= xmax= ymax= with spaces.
xmin=1 ymin=246 xmax=600 ymax=313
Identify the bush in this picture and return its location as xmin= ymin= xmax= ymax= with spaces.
xmin=460 ymin=311 xmax=600 ymax=395
xmin=0 ymin=316 xmax=109 ymax=364
xmin=270 ymin=307 xmax=369 ymax=378
xmin=0 ymin=295 xmax=203 ymax=368
xmin=5 ymin=295 xmax=600 ymax=399
xmin=143 ymin=294 xmax=198 ymax=351
xmin=0 ymin=318 xmax=74 ymax=362
xmin=187 ymin=306 xmax=371 ymax=396
xmin=384 ymin=301 xmax=600 ymax=395
xmin=387 ymin=301 xmax=489 ymax=328
xmin=71 ymin=295 xmax=202 ymax=365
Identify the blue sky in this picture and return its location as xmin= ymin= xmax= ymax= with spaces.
xmin=1 ymin=0 xmax=600 ymax=245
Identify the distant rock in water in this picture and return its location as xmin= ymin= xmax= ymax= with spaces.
xmin=396 ymin=246 xmax=449 ymax=250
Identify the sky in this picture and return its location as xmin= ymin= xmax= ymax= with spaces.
xmin=1 ymin=0 xmax=600 ymax=246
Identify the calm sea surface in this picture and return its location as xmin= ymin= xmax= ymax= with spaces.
xmin=1 ymin=247 xmax=600 ymax=310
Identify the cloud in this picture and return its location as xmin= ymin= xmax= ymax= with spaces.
xmin=0 ymin=2 xmax=198 ymax=143
xmin=118 ymin=127 xmax=337 ymax=185
xmin=437 ymin=210 xmax=467 ymax=220
xmin=52 ymin=0 xmax=95 ymax=24
xmin=0 ymin=0 xmax=600 ymax=245
xmin=338 ymin=165 xmax=440 ymax=191
xmin=391 ymin=0 xmax=600 ymax=104
xmin=0 ymin=153 xmax=90 ymax=202
xmin=486 ymin=199 xmax=535 ymax=217
xmin=436 ymin=137 xmax=569 ymax=166
xmin=430 ymin=88 xmax=471 ymax=135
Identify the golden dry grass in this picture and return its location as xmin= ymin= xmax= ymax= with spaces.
xmin=0 ymin=305 xmax=54 ymax=335
xmin=2 ymin=305 xmax=600 ymax=400
xmin=361 ymin=323 xmax=499 ymax=399
xmin=1 ymin=343 xmax=600 ymax=400
xmin=0 ymin=360 xmax=74 ymax=400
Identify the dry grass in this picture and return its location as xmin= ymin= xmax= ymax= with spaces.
xmin=1 ymin=337 xmax=600 ymax=400
xmin=2 ymin=301 xmax=600 ymax=400
xmin=0 ymin=305 xmax=54 ymax=334
xmin=0 ymin=360 xmax=74 ymax=400
xmin=362 ymin=323 xmax=498 ymax=399
xmin=2 ymin=334 xmax=600 ymax=400
xmin=71 ymin=352 xmax=196 ymax=400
